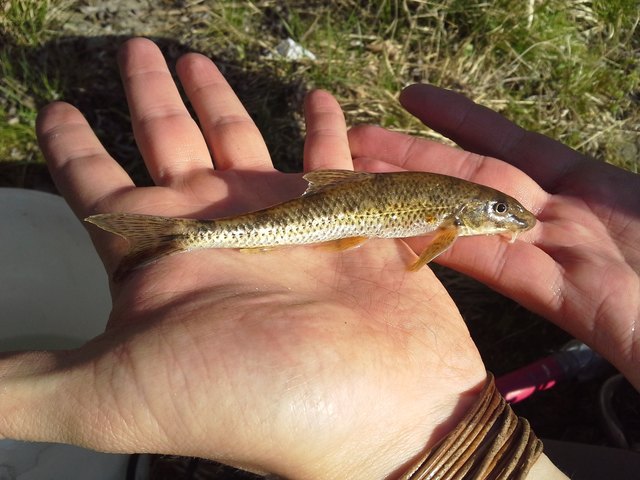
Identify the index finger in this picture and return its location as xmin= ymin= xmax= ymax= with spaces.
xmin=348 ymin=125 xmax=545 ymax=215
xmin=398 ymin=84 xmax=586 ymax=191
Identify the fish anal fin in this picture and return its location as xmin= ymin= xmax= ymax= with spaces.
xmin=408 ymin=225 xmax=458 ymax=271
xmin=302 ymin=170 xmax=373 ymax=195
xmin=318 ymin=236 xmax=369 ymax=251
xmin=239 ymin=247 xmax=276 ymax=253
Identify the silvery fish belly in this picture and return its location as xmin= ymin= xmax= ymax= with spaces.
xmin=85 ymin=169 xmax=536 ymax=280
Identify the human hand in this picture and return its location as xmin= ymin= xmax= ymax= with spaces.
xmin=0 ymin=39 xmax=487 ymax=478
xmin=349 ymin=84 xmax=640 ymax=389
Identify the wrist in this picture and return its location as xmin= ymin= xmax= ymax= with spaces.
xmin=526 ymin=453 xmax=568 ymax=480
xmin=391 ymin=373 xmax=557 ymax=480
xmin=289 ymin=371 xmax=488 ymax=480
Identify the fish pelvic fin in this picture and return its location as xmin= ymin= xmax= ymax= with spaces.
xmin=85 ymin=213 xmax=192 ymax=281
xmin=408 ymin=224 xmax=459 ymax=271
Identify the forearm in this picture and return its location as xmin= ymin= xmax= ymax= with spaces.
xmin=0 ymin=351 xmax=65 ymax=442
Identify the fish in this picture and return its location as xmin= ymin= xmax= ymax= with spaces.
xmin=85 ymin=169 xmax=536 ymax=281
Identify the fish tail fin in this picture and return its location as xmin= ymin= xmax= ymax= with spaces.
xmin=85 ymin=213 xmax=194 ymax=281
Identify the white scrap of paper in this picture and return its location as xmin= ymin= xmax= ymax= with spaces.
xmin=271 ymin=37 xmax=317 ymax=61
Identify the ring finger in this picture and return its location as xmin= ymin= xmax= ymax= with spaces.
xmin=118 ymin=38 xmax=213 ymax=186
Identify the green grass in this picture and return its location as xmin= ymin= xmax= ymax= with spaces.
xmin=0 ymin=46 xmax=63 ymax=159
xmin=0 ymin=0 xmax=63 ymax=45
xmin=1 ymin=0 xmax=638 ymax=171
xmin=0 ymin=0 xmax=66 ymax=162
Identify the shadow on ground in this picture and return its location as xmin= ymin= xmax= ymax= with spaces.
xmin=0 ymin=34 xmax=307 ymax=192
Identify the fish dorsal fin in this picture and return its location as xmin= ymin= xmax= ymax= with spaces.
xmin=302 ymin=169 xmax=373 ymax=195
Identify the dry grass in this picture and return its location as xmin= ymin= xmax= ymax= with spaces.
xmin=1 ymin=0 xmax=638 ymax=171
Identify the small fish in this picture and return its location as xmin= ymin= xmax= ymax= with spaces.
xmin=86 ymin=170 xmax=536 ymax=280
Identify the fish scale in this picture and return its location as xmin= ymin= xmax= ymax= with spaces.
xmin=85 ymin=170 xmax=536 ymax=280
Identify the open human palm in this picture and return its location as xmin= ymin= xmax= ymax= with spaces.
xmin=349 ymin=85 xmax=640 ymax=389
xmin=1 ymin=38 xmax=487 ymax=479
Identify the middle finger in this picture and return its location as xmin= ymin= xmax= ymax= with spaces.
xmin=177 ymin=53 xmax=273 ymax=172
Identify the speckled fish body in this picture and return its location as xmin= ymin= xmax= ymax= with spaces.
xmin=86 ymin=170 xmax=536 ymax=280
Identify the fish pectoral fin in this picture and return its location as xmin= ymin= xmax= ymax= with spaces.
xmin=302 ymin=170 xmax=373 ymax=195
xmin=408 ymin=226 xmax=459 ymax=271
xmin=317 ymin=236 xmax=369 ymax=251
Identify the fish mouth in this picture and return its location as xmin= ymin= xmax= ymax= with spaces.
xmin=500 ymin=213 xmax=536 ymax=243
xmin=512 ymin=213 xmax=537 ymax=231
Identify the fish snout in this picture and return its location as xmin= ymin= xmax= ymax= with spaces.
xmin=511 ymin=209 xmax=537 ymax=232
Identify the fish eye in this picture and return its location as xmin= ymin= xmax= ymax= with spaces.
xmin=493 ymin=202 xmax=508 ymax=214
